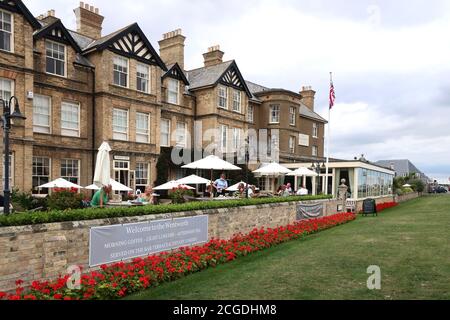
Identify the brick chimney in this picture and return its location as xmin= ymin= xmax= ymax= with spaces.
xmin=203 ymin=45 xmax=224 ymax=67
xmin=37 ymin=10 xmax=58 ymax=25
xmin=158 ymin=29 xmax=186 ymax=70
xmin=300 ymin=86 xmax=316 ymax=111
xmin=74 ymin=2 xmax=104 ymax=40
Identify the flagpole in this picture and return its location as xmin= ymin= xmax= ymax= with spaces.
xmin=325 ymin=72 xmax=333 ymax=196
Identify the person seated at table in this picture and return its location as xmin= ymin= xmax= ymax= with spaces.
xmin=277 ymin=185 xmax=285 ymax=196
xmin=91 ymin=185 xmax=112 ymax=208
xmin=204 ymin=184 xmax=213 ymax=198
xmin=214 ymin=174 xmax=229 ymax=196
xmin=237 ymin=183 xmax=246 ymax=198
xmin=296 ymin=186 xmax=309 ymax=196
xmin=143 ymin=185 xmax=156 ymax=204
xmin=285 ymin=183 xmax=293 ymax=195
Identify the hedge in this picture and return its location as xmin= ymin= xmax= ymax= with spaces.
xmin=0 ymin=195 xmax=332 ymax=227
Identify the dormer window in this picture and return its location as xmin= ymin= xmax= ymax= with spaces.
xmin=46 ymin=40 xmax=66 ymax=77
xmin=0 ymin=10 xmax=12 ymax=52
xmin=113 ymin=56 xmax=129 ymax=87
xmin=168 ymin=78 xmax=179 ymax=105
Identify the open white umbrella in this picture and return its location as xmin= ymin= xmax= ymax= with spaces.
xmin=226 ymin=181 xmax=259 ymax=192
xmin=176 ymin=174 xmax=211 ymax=185
xmin=93 ymin=142 xmax=112 ymax=187
xmin=85 ymin=179 xmax=132 ymax=192
xmin=287 ymin=167 xmax=319 ymax=177
xmin=287 ymin=167 xmax=319 ymax=190
xmin=253 ymin=163 xmax=292 ymax=176
xmin=38 ymin=178 xmax=84 ymax=190
xmin=403 ymin=184 xmax=412 ymax=188
xmin=182 ymin=155 xmax=242 ymax=171
xmin=153 ymin=181 xmax=195 ymax=191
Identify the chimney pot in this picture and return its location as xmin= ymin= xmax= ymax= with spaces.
xmin=74 ymin=2 xmax=104 ymax=40
xmin=203 ymin=45 xmax=224 ymax=67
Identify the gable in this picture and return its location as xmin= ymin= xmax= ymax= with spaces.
xmin=163 ymin=63 xmax=189 ymax=85
xmin=217 ymin=62 xmax=252 ymax=98
xmin=34 ymin=20 xmax=82 ymax=53
xmin=0 ymin=0 xmax=41 ymax=29
xmin=85 ymin=23 xmax=167 ymax=71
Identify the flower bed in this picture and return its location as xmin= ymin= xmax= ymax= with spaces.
xmin=376 ymin=202 xmax=399 ymax=212
xmin=0 ymin=212 xmax=356 ymax=301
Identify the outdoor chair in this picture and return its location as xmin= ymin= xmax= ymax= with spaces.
xmin=345 ymin=199 xmax=357 ymax=213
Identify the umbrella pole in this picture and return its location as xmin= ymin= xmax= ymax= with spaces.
xmin=210 ymin=169 xmax=214 ymax=198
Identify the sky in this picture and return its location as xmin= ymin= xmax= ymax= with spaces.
xmin=24 ymin=0 xmax=450 ymax=181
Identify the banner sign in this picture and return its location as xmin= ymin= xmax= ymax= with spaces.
xmin=89 ymin=215 xmax=209 ymax=267
xmin=296 ymin=203 xmax=324 ymax=221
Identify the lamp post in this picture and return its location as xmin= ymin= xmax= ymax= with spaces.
xmin=311 ymin=161 xmax=325 ymax=196
xmin=245 ymin=136 xmax=250 ymax=199
xmin=0 ymin=96 xmax=26 ymax=215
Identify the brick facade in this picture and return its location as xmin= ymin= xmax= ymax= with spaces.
xmin=0 ymin=1 xmax=326 ymax=193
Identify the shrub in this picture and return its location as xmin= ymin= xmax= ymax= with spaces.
xmin=0 ymin=195 xmax=332 ymax=227
xmin=47 ymin=188 xmax=84 ymax=211
xmin=11 ymin=189 xmax=48 ymax=212
xmin=402 ymin=187 xmax=414 ymax=194
xmin=169 ymin=187 xmax=195 ymax=204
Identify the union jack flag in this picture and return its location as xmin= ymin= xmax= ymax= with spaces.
xmin=329 ymin=79 xmax=336 ymax=110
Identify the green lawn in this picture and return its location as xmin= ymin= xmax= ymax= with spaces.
xmin=126 ymin=196 xmax=450 ymax=300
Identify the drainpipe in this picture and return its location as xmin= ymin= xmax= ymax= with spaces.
xmin=91 ymin=67 xmax=96 ymax=179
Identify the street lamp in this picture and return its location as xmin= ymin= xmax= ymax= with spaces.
xmin=245 ymin=136 xmax=250 ymax=199
xmin=311 ymin=161 xmax=326 ymax=195
xmin=0 ymin=96 xmax=26 ymax=215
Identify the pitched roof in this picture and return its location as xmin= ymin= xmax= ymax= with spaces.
xmin=187 ymin=60 xmax=234 ymax=90
xmin=68 ymin=30 xmax=95 ymax=50
xmin=34 ymin=19 xmax=82 ymax=53
xmin=375 ymin=160 xmax=423 ymax=175
xmin=82 ymin=23 xmax=167 ymax=71
xmin=163 ymin=63 xmax=189 ymax=85
xmin=299 ymin=105 xmax=327 ymax=123
xmin=0 ymin=0 xmax=41 ymax=29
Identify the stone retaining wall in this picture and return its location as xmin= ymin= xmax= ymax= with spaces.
xmin=396 ymin=192 xmax=420 ymax=203
xmin=0 ymin=199 xmax=341 ymax=292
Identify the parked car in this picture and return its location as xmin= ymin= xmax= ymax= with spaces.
xmin=433 ymin=186 xmax=448 ymax=194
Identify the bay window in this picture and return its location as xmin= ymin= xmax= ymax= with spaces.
xmin=270 ymin=105 xmax=280 ymax=124
xmin=218 ymin=86 xmax=227 ymax=109
xmin=289 ymin=107 xmax=296 ymax=126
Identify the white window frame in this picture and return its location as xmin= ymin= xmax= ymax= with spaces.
xmin=270 ymin=105 xmax=280 ymax=124
xmin=232 ymin=90 xmax=241 ymax=113
xmin=232 ymin=128 xmax=241 ymax=151
xmin=289 ymin=106 xmax=296 ymax=126
xmin=160 ymin=118 xmax=171 ymax=147
xmin=312 ymin=146 xmax=319 ymax=157
xmin=112 ymin=108 xmax=129 ymax=141
xmin=218 ymin=85 xmax=228 ymax=109
xmin=61 ymin=101 xmax=80 ymax=137
xmin=220 ymin=125 xmax=228 ymax=152
xmin=113 ymin=56 xmax=129 ymax=88
xmin=0 ymin=77 xmax=13 ymax=101
xmin=176 ymin=121 xmax=187 ymax=148
xmin=135 ymin=162 xmax=149 ymax=188
xmin=45 ymin=40 xmax=67 ymax=77
xmin=60 ymin=159 xmax=80 ymax=185
xmin=313 ymin=123 xmax=319 ymax=138
xmin=33 ymin=94 xmax=52 ymax=134
xmin=136 ymin=112 xmax=150 ymax=144
xmin=136 ymin=63 xmax=150 ymax=93
xmin=289 ymin=136 xmax=296 ymax=153
xmin=32 ymin=157 xmax=51 ymax=194
xmin=247 ymin=105 xmax=254 ymax=123
xmin=167 ymin=78 xmax=179 ymax=105
xmin=0 ymin=10 xmax=13 ymax=53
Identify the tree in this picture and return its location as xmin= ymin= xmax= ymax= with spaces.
xmin=410 ymin=179 xmax=425 ymax=193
